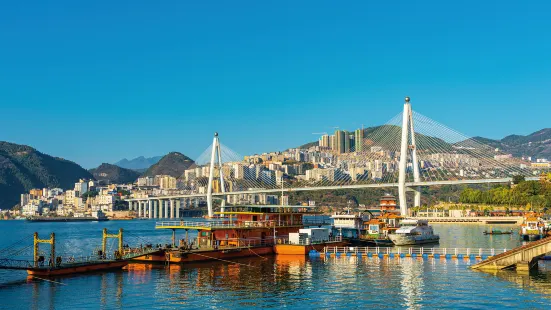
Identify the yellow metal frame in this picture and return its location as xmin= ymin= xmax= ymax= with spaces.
xmin=33 ymin=232 xmax=55 ymax=267
xmin=102 ymin=228 xmax=123 ymax=255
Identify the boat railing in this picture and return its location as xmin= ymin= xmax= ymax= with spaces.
xmin=156 ymin=220 xmax=320 ymax=229
xmin=276 ymin=236 xmax=343 ymax=246
xmin=186 ymin=237 xmax=277 ymax=249
xmin=322 ymin=247 xmax=508 ymax=256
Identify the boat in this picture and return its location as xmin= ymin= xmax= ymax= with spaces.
xmin=483 ymin=226 xmax=513 ymax=235
xmin=26 ymin=259 xmax=128 ymax=276
xmin=520 ymin=215 xmax=546 ymax=241
xmin=330 ymin=209 xmax=371 ymax=245
xmin=359 ymin=213 xmax=404 ymax=246
xmin=1 ymin=229 xmax=157 ymax=277
xmin=27 ymin=210 xmax=109 ymax=222
xmin=388 ymin=219 xmax=440 ymax=246
xmin=134 ymin=205 xmax=338 ymax=263
xmin=273 ymin=227 xmax=348 ymax=255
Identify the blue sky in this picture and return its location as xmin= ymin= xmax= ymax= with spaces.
xmin=1 ymin=1 xmax=550 ymax=168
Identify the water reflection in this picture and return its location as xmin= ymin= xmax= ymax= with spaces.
xmin=399 ymin=258 xmax=425 ymax=309
xmin=476 ymin=263 xmax=551 ymax=299
xmin=2 ymin=221 xmax=551 ymax=309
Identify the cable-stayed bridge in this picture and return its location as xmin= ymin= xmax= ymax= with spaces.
xmin=126 ymin=97 xmax=541 ymax=218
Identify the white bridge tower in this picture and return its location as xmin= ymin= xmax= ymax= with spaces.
xmin=206 ymin=132 xmax=226 ymax=218
xmin=398 ymin=97 xmax=421 ymax=216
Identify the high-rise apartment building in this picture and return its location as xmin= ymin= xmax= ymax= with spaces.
xmin=319 ymin=134 xmax=330 ymax=148
xmin=335 ymin=130 xmax=346 ymax=154
xmin=343 ymin=131 xmax=350 ymax=153
xmin=354 ymin=128 xmax=364 ymax=152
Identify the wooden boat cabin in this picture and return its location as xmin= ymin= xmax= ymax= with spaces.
xmin=156 ymin=205 xmax=322 ymax=249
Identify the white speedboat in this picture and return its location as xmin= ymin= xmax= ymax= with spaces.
xmin=388 ymin=219 xmax=440 ymax=246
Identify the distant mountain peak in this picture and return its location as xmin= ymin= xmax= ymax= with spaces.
xmin=89 ymin=163 xmax=140 ymax=184
xmin=114 ymin=155 xmax=162 ymax=171
xmin=142 ymin=152 xmax=195 ymax=178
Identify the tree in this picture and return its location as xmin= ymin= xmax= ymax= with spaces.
xmin=513 ymin=175 xmax=525 ymax=184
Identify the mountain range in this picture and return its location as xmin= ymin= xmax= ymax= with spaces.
xmin=114 ymin=156 xmax=163 ymax=171
xmin=2 ymin=127 xmax=550 ymax=210
xmin=299 ymin=126 xmax=551 ymax=160
xmin=0 ymin=142 xmax=93 ymax=209
xmin=473 ymin=128 xmax=551 ymax=159
xmin=89 ymin=163 xmax=141 ymax=185
xmin=142 ymin=152 xmax=195 ymax=178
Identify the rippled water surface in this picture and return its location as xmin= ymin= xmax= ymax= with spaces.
xmin=1 ymin=220 xmax=551 ymax=309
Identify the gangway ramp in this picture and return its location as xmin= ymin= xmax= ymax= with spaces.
xmin=471 ymin=237 xmax=551 ymax=271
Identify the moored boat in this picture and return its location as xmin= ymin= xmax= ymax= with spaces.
xmin=362 ymin=213 xmax=403 ymax=246
xmin=136 ymin=205 xmax=331 ymax=263
xmin=274 ymin=227 xmax=348 ymax=255
xmin=520 ymin=215 xmax=545 ymax=241
xmin=388 ymin=219 xmax=440 ymax=246
xmin=27 ymin=210 xmax=109 ymax=222
xmin=483 ymin=226 xmax=513 ymax=235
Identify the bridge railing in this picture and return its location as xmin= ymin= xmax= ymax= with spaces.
xmin=322 ymin=247 xmax=508 ymax=256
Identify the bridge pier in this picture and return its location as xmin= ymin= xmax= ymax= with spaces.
xmin=138 ymin=202 xmax=143 ymax=218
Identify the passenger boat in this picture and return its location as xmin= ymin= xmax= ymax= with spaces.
xmin=360 ymin=213 xmax=403 ymax=246
xmin=27 ymin=210 xmax=109 ymax=222
xmin=520 ymin=216 xmax=546 ymax=241
xmin=273 ymin=227 xmax=348 ymax=255
xmin=135 ymin=205 xmax=334 ymax=263
xmin=330 ymin=209 xmax=371 ymax=245
xmin=388 ymin=219 xmax=440 ymax=246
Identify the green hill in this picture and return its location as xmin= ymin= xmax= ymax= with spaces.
xmin=142 ymin=152 xmax=195 ymax=178
xmin=298 ymin=125 xmax=451 ymax=151
xmin=89 ymin=163 xmax=140 ymax=184
xmin=0 ymin=141 xmax=93 ymax=209
xmin=473 ymin=128 xmax=551 ymax=159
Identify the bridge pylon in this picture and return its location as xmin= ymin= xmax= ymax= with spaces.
xmin=398 ymin=97 xmax=421 ymax=216
xmin=207 ymin=132 xmax=227 ymax=218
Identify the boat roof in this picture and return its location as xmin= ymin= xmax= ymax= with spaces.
xmin=366 ymin=219 xmax=384 ymax=225
xmin=379 ymin=213 xmax=403 ymax=219
xmin=215 ymin=205 xmax=319 ymax=215
xmin=401 ymin=219 xmax=427 ymax=225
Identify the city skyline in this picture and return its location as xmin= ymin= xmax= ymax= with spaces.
xmin=2 ymin=1 xmax=551 ymax=168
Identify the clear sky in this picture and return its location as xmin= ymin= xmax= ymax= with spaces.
xmin=1 ymin=1 xmax=550 ymax=168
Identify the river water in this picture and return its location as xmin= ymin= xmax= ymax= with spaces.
xmin=1 ymin=220 xmax=551 ymax=309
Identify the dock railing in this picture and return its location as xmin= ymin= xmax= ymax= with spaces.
xmin=321 ymin=246 xmax=508 ymax=257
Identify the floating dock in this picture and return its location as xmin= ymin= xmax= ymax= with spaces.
xmin=311 ymin=246 xmax=509 ymax=260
